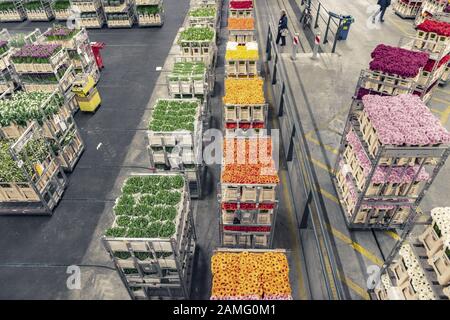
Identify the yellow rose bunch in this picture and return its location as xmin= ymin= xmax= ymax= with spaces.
xmin=223 ymin=78 xmax=265 ymax=105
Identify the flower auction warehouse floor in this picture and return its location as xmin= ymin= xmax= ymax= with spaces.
xmin=0 ymin=0 xmax=449 ymax=300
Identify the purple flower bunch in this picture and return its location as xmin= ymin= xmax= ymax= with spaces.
xmin=369 ymin=44 xmax=429 ymax=78
xmin=0 ymin=40 xmax=8 ymax=55
xmin=44 ymin=25 xmax=76 ymax=40
xmin=362 ymin=94 xmax=450 ymax=146
xmin=346 ymin=129 xmax=430 ymax=184
xmin=12 ymin=44 xmax=62 ymax=63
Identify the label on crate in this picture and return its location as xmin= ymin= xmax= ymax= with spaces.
xmin=34 ymin=162 xmax=44 ymax=176
xmin=17 ymin=160 xmax=24 ymax=168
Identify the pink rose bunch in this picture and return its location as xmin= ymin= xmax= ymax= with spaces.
xmin=346 ymin=130 xmax=430 ymax=184
xmin=369 ymin=44 xmax=429 ymax=78
xmin=362 ymin=94 xmax=450 ymax=145
xmin=339 ymin=162 xmax=416 ymax=209
xmin=356 ymin=88 xmax=391 ymax=100
xmin=417 ymin=19 xmax=450 ymax=37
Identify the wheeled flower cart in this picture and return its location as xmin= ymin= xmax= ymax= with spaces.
xmin=23 ymin=0 xmax=54 ymax=21
xmin=0 ymin=0 xmax=27 ymax=22
xmin=135 ymin=0 xmax=164 ymax=27
xmin=333 ymin=95 xmax=450 ymax=230
xmin=147 ymin=99 xmax=205 ymax=199
xmin=102 ymin=173 xmax=196 ymax=300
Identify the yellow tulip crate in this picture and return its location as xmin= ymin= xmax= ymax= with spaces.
xmin=225 ymin=42 xmax=258 ymax=77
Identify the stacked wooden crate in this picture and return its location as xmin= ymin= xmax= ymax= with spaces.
xmin=334 ymin=94 xmax=450 ymax=229
xmin=373 ymin=207 xmax=450 ymax=300
xmin=393 ymin=0 xmax=423 ymax=19
xmin=219 ymin=137 xmax=279 ymax=248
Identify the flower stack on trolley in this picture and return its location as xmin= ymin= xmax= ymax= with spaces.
xmin=373 ymin=207 xmax=450 ymax=300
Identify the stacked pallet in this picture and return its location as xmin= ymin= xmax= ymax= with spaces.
xmin=0 ymin=90 xmax=84 ymax=172
xmin=210 ymin=249 xmax=292 ymax=300
xmin=23 ymin=0 xmax=54 ymax=21
xmin=374 ymin=207 xmax=450 ymax=300
xmin=135 ymin=0 xmax=164 ymax=27
xmin=223 ymin=78 xmax=266 ymax=130
xmin=358 ymin=42 xmax=450 ymax=103
xmin=229 ymin=0 xmax=252 ymax=18
xmin=178 ymin=25 xmax=217 ymax=68
xmin=228 ymin=16 xmax=255 ymax=43
xmin=188 ymin=4 xmax=218 ymax=30
xmin=394 ymin=0 xmax=423 ymax=19
xmin=102 ymin=173 xmax=196 ymax=300
xmin=72 ymin=0 xmax=106 ymax=28
xmin=0 ymin=39 xmax=17 ymax=94
xmin=41 ymin=26 xmax=100 ymax=83
xmin=225 ymin=41 xmax=258 ymax=77
xmin=10 ymin=43 xmax=76 ymax=95
xmin=414 ymin=0 xmax=448 ymax=26
xmin=103 ymin=0 xmax=135 ymax=28
xmin=0 ymin=121 xmax=68 ymax=215
xmin=334 ymin=94 xmax=450 ymax=228
xmin=167 ymin=62 xmax=209 ymax=98
xmin=0 ymin=0 xmax=27 ymax=21
xmin=147 ymin=99 xmax=204 ymax=198
xmin=52 ymin=0 xmax=71 ymax=20
xmin=219 ymin=137 xmax=279 ymax=248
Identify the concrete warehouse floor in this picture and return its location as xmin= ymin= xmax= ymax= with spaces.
xmin=255 ymin=0 xmax=450 ymax=300
xmin=0 ymin=0 xmax=448 ymax=300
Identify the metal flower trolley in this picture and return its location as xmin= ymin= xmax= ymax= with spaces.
xmin=71 ymin=0 xmax=106 ymax=28
xmin=147 ymin=99 xmax=205 ymax=199
xmin=40 ymin=26 xmax=100 ymax=83
xmin=51 ymin=0 xmax=71 ymax=20
xmin=23 ymin=0 xmax=54 ymax=21
xmin=332 ymin=97 xmax=450 ymax=230
xmin=135 ymin=0 xmax=164 ymax=27
xmin=0 ymin=122 xmax=68 ymax=215
xmin=0 ymin=0 xmax=27 ymax=22
xmin=103 ymin=0 xmax=135 ymax=28
xmin=218 ymin=136 xmax=279 ymax=248
xmin=177 ymin=26 xmax=217 ymax=70
xmin=102 ymin=173 xmax=197 ymax=300
xmin=371 ymin=207 xmax=450 ymax=300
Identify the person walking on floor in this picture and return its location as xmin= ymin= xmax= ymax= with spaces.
xmin=276 ymin=10 xmax=288 ymax=46
xmin=372 ymin=0 xmax=391 ymax=23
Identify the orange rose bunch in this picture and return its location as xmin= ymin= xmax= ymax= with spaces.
xmin=222 ymin=137 xmax=279 ymax=185
xmin=228 ymin=18 xmax=255 ymax=30
xmin=211 ymin=251 xmax=292 ymax=300
xmin=223 ymin=78 xmax=265 ymax=105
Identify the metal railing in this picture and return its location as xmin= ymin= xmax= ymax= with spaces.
xmin=265 ymin=22 xmax=346 ymax=300
xmin=300 ymin=0 xmax=344 ymax=53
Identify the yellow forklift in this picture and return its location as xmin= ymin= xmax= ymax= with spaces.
xmin=71 ymin=74 xmax=101 ymax=112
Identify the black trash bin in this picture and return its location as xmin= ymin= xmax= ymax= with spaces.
xmin=338 ymin=15 xmax=355 ymax=40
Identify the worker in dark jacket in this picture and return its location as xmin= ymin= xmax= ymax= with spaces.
xmin=276 ymin=10 xmax=288 ymax=46
xmin=372 ymin=0 xmax=391 ymax=23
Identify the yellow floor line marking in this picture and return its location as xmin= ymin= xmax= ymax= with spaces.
xmin=319 ymin=188 xmax=339 ymax=204
xmin=440 ymin=110 xmax=450 ymax=125
xmin=388 ymin=18 xmax=414 ymax=36
xmin=305 ymin=131 xmax=339 ymax=155
xmin=432 ymin=97 xmax=450 ymax=104
xmin=254 ymin=0 xmax=308 ymax=298
xmin=385 ymin=230 xmax=401 ymax=241
xmin=280 ymin=170 xmax=308 ymax=300
xmin=338 ymin=273 xmax=370 ymax=300
xmin=436 ymin=88 xmax=450 ymax=95
xmin=431 ymin=108 xmax=444 ymax=115
xmin=330 ymin=226 xmax=384 ymax=266
xmin=310 ymin=157 xmax=333 ymax=173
